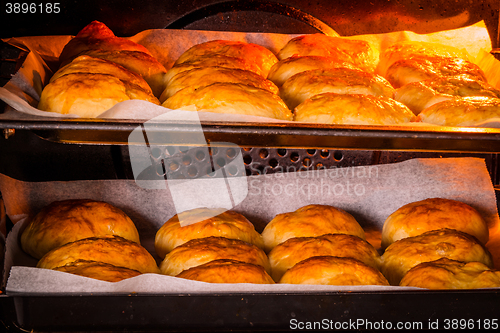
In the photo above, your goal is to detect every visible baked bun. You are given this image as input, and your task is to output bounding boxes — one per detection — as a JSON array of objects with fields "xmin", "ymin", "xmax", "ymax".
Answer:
[
  {"xmin": 176, "ymin": 259, "xmax": 275, "ymax": 284},
  {"xmin": 59, "ymin": 21, "xmax": 152, "ymax": 64},
  {"xmin": 51, "ymin": 55, "xmax": 153, "ymax": 95},
  {"xmin": 399, "ymin": 258, "xmax": 500, "ymax": 289},
  {"xmin": 162, "ymin": 82, "xmax": 292, "ymax": 121},
  {"xmin": 376, "ymin": 41, "xmax": 469, "ymax": 78},
  {"xmin": 294, "ymin": 93, "xmax": 415, "ymax": 125},
  {"xmin": 261, "ymin": 204, "xmax": 365, "ymax": 253},
  {"xmin": 381, "ymin": 198, "xmax": 489, "ymax": 250},
  {"xmin": 174, "ymin": 40, "xmax": 278, "ymax": 77},
  {"xmin": 277, "ymin": 34, "xmax": 377, "ymax": 73},
  {"xmin": 38, "ymin": 72, "xmax": 159, "ymax": 118},
  {"xmin": 268, "ymin": 234, "xmax": 381, "ymax": 281},
  {"xmin": 37, "ymin": 235, "xmax": 160, "ymax": 274},
  {"xmin": 72, "ymin": 49, "xmax": 167, "ymax": 98},
  {"xmin": 280, "ymin": 68, "xmax": 395, "ymax": 110},
  {"xmin": 52, "ymin": 259, "xmax": 142, "ymax": 282},
  {"xmin": 381, "ymin": 228, "xmax": 493, "ymax": 285},
  {"xmin": 394, "ymin": 75, "xmax": 500, "ymax": 115},
  {"xmin": 416, "ymin": 96, "xmax": 500, "ymax": 127},
  {"xmin": 385, "ymin": 55, "xmax": 487, "ymax": 89},
  {"xmin": 21, "ymin": 199, "xmax": 140, "ymax": 259},
  {"xmin": 279, "ymin": 256, "xmax": 389, "ymax": 286},
  {"xmin": 160, "ymin": 66, "xmax": 279, "ymax": 103},
  {"xmin": 160, "ymin": 236, "xmax": 271, "ymax": 276},
  {"xmin": 155, "ymin": 208, "xmax": 264, "ymax": 259},
  {"xmin": 267, "ymin": 55, "xmax": 359, "ymax": 87}
]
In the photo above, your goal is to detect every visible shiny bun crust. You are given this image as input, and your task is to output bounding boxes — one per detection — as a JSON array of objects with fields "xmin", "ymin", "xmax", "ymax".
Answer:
[
  {"xmin": 294, "ymin": 93, "xmax": 415, "ymax": 125},
  {"xmin": 174, "ymin": 40, "xmax": 278, "ymax": 78},
  {"xmin": 176, "ymin": 259, "xmax": 275, "ymax": 284},
  {"xmin": 279, "ymin": 256, "xmax": 389, "ymax": 286},
  {"xmin": 381, "ymin": 198, "xmax": 489, "ymax": 250},
  {"xmin": 399, "ymin": 258, "xmax": 500, "ymax": 289},
  {"xmin": 21, "ymin": 199, "xmax": 140, "ymax": 259},
  {"xmin": 280, "ymin": 67, "xmax": 395, "ymax": 110},
  {"xmin": 53, "ymin": 259, "xmax": 142, "ymax": 282},
  {"xmin": 155, "ymin": 208, "xmax": 265, "ymax": 259},
  {"xmin": 268, "ymin": 234, "xmax": 381, "ymax": 281},
  {"xmin": 381, "ymin": 228, "xmax": 493, "ymax": 285},
  {"xmin": 261, "ymin": 204, "xmax": 365, "ymax": 253},
  {"xmin": 160, "ymin": 236, "xmax": 271, "ymax": 276},
  {"xmin": 37, "ymin": 236, "xmax": 160, "ymax": 274},
  {"xmin": 162, "ymin": 82, "xmax": 292, "ymax": 121}
]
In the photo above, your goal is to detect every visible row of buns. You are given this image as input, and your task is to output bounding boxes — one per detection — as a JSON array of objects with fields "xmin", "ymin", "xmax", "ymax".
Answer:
[
  {"xmin": 36, "ymin": 21, "xmax": 500, "ymax": 126},
  {"xmin": 19, "ymin": 197, "xmax": 500, "ymax": 289}
]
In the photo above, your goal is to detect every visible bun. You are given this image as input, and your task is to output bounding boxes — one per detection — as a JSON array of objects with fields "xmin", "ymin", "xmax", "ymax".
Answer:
[
  {"xmin": 37, "ymin": 235, "xmax": 160, "ymax": 274},
  {"xmin": 161, "ymin": 66, "xmax": 279, "ymax": 103},
  {"xmin": 279, "ymin": 256, "xmax": 389, "ymax": 286},
  {"xmin": 162, "ymin": 82, "xmax": 292, "ymax": 121},
  {"xmin": 277, "ymin": 34, "xmax": 377, "ymax": 73},
  {"xmin": 261, "ymin": 204, "xmax": 365, "ymax": 253},
  {"xmin": 294, "ymin": 93, "xmax": 415, "ymax": 125},
  {"xmin": 176, "ymin": 259, "xmax": 275, "ymax": 284},
  {"xmin": 21, "ymin": 199, "xmax": 140, "ymax": 259},
  {"xmin": 394, "ymin": 75, "xmax": 500, "ymax": 115},
  {"xmin": 174, "ymin": 40, "xmax": 278, "ymax": 78},
  {"xmin": 154, "ymin": 208, "xmax": 265, "ymax": 259},
  {"xmin": 381, "ymin": 228, "xmax": 493, "ymax": 285},
  {"xmin": 416, "ymin": 96, "xmax": 500, "ymax": 126},
  {"xmin": 280, "ymin": 68, "xmax": 395, "ymax": 110},
  {"xmin": 160, "ymin": 236, "xmax": 271, "ymax": 276},
  {"xmin": 399, "ymin": 258, "xmax": 500, "ymax": 289},
  {"xmin": 53, "ymin": 259, "xmax": 142, "ymax": 282},
  {"xmin": 381, "ymin": 198, "xmax": 489, "ymax": 250},
  {"xmin": 267, "ymin": 55, "xmax": 359, "ymax": 87},
  {"xmin": 268, "ymin": 234, "xmax": 381, "ymax": 281}
]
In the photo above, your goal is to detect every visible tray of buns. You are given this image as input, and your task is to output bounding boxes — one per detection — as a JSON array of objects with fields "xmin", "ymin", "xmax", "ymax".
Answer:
[{"xmin": 1, "ymin": 21, "xmax": 500, "ymax": 152}]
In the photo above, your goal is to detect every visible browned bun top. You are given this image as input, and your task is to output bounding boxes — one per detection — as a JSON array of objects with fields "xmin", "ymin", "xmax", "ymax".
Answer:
[
  {"xmin": 279, "ymin": 256, "xmax": 389, "ymax": 286},
  {"xmin": 52, "ymin": 259, "xmax": 142, "ymax": 282},
  {"xmin": 21, "ymin": 199, "xmax": 140, "ymax": 259},
  {"xmin": 37, "ymin": 235, "xmax": 160, "ymax": 274},
  {"xmin": 160, "ymin": 236, "xmax": 271, "ymax": 276},
  {"xmin": 176, "ymin": 259, "xmax": 275, "ymax": 284}
]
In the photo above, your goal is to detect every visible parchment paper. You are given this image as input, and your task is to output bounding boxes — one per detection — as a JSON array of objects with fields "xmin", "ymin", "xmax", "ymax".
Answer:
[{"xmin": 2, "ymin": 157, "xmax": 499, "ymax": 294}]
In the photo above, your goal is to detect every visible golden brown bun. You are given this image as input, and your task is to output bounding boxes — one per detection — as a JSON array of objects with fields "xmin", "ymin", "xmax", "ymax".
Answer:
[
  {"xmin": 294, "ymin": 93, "xmax": 415, "ymax": 125},
  {"xmin": 37, "ymin": 235, "xmax": 160, "ymax": 274},
  {"xmin": 59, "ymin": 21, "xmax": 152, "ymax": 64},
  {"xmin": 381, "ymin": 198, "xmax": 489, "ymax": 250},
  {"xmin": 267, "ymin": 55, "xmax": 359, "ymax": 87},
  {"xmin": 381, "ymin": 228, "xmax": 493, "ymax": 285},
  {"xmin": 174, "ymin": 40, "xmax": 278, "ymax": 78},
  {"xmin": 394, "ymin": 75, "xmax": 500, "ymax": 115},
  {"xmin": 162, "ymin": 82, "xmax": 292, "ymax": 121},
  {"xmin": 279, "ymin": 256, "xmax": 389, "ymax": 286},
  {"xmin": 416, "ymin": 96, "xmax": 500, "ymax": 126},
  {"xmin": 52, "ymin": 259, "xmax": 142, "ymax": 282},
  {"xmin": 176, "ymin": 259, "xmax": 275, "ymax": 284},
  {"xmin": 280, "ymin": 68, "xmax": 395, "ymax": 110},
  {"xmin": 161, "ymin": 66, "xmax": 279, "ymax": 103},
  {"xmin": 160, "ymin": 236, "xmax": 271, "ymax": 276},
  {"xmin": 20, "ymin": 199, "xmax": 140, "ymax": 259},
  {"xmin": 268, "ymin": 234, "xmax": 381, "ymax": 282},
  {"xmin": 385, "ymin": 55, "xmax": 486, "ymax": 89},
  {"xmin": 277, "ymin": 34, "xmax": 377, "ymax": 73},
  {"xmin": 376, "ymin": 41, "xmax": 469, "ymax": 78},
  {"xmin": 51, "ymin": 55, "xmax": 153, "ymax": 94},
  {"xmin": 399, "ymin": 258, "xmax": 500, "ymax": 289},
  {"xmin": 155, "ymin": 208, "xmax": 264, "ymax": 259},
  {"xmin": 261, "ymin": 204, "xmax": 365, "ymax": 253},
  {"xmin": 72, "ymin": 49, "xmax": 167, "ymax": 98}
]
